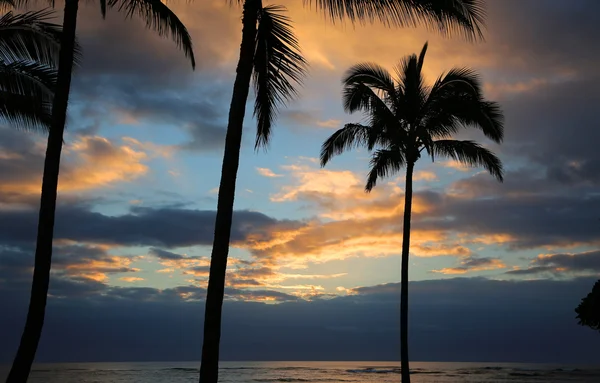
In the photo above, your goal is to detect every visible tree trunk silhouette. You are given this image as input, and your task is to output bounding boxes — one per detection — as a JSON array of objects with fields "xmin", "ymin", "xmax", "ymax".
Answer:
[
  {"xmin": 6, "ymin": 0, "xmax": 79, "ymax": 382},
  {"xmin": 199, "ymin": 1, "xmax": 259, "ymax": 382},
  {"xmin": 400, "ymin": 161, "xmax": 414, "ymax": 383}
]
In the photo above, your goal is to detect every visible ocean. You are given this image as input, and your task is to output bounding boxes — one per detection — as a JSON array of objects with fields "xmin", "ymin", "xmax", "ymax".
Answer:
[{"xmin": 1, "ymin": 361, "xmax": 599, "ymax": 382}]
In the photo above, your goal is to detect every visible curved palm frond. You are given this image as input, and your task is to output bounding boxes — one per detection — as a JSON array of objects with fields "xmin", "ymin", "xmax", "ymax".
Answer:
[
  {"xmin": 412, "ymin": 0, "xmax": 486, "ymax": 40},
  {"xmin": 365, "ymin": 148, "xmax": 405, "ymax": 191},
  {"xmin": 253, "ymin": 4, "xmax": 307, "ymax": 149},
  {"xmin": 432, "ymin": 139, "xmax": 503, "ymax": 181},
  {"xmin": 342, "ymin": 73, "xmax": 406, "ymax": 150},
  {"xmin": 343, "ymin": 62, "xmax": 397, "ymax": 101},
  {"xmin": 343, "ymin": 74, "xmax": 399, "ymax": 125},
  {"xmin": 429, "ymin": 67, "xmax": 482, "ymax": 98},
  {"xmin": 423, "ymin": 68, "xmax": 504, "ymax": 142},
  {"xmin": 0, "ymin": 91, "xmax": 52, "ymax": 132},
  {"xmin": 301, "ymin": 0, "xmax": 485, "ymax": 39},
  {"xmin": 0, "ymin": 9, "xmax": 62, "ymax": 66},
  {"xmin": 320, "ymin": 123, "xmax": 371, "ymax": 166},
  {"xmin": 109, "ymin": 0, "xmax": 196, "ymax": 69},
  {"xmin": 0, "ymin": 60, "xmax": 56, "ymax": 97}
]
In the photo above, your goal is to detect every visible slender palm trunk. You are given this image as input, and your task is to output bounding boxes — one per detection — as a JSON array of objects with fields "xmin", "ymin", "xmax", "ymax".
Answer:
[
  {"xmin": 199, "ymin": 1, "xmax": 259, "ymax": 382},
  {"xmin": 5, "ymin": 2, "xmax": 79, "ymax": 382},
  {"xmin": 400, "ymin": 161, "xmax": 414, "ymax": 383}
]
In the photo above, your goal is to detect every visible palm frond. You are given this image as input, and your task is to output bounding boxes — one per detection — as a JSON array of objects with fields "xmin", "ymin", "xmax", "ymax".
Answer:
[
  {"xmin": 343, "ymin": 62, "xmax": 397, "ymax": 101},
  {"xmin": 0, "ymin": 91, "xmax": 52, "ymax": 132},
  {"xmin": 365, "ymin": 148, "xmax": 405, "ymax": 191},
  {"xmin": 253, "ymin": 4, "xmax": 307, "ymax": 149},
  {"xmin": 302, "ymin": 0, "xmax": 485, "ymax": 39},
  {"xmin": 432, "ymin": 139, "xmax": 503, "ymax": 181},
  {"xmin": 0, "ymin": 9, "xmax": 62, "ymax": 66},
  {"xmin": 342, "ymin": 70, "xmax": 398, "ymax": 119},
  {"xmin": 109, "ymin": 0, "xmax": 196, "ymax": 69},
  {"xmin": 0, "ymin": 60, "xmax": 56, "ymax": 98},
  {"xmin": 100, "ymin": 0, "xmax": 107, "ymax": 18},
  {"xmin": 395, "ymin": 43, "xmax": 427, "ymax": 126},
  {"xmin": 320, "ymin": 123, "xmax": 372, "ymax": 166},
  {"xmin": 411, "ymin": 0, "xmax": 486, "ymax": 40},
  {"xmin": 341, "ymin": 75, "xmax": 406, "ymax": 150},
  {"xmin": 428, "ymin": 67, "xmax": 482, "ymax": 98},
  {"xmin": 423, "ymin": 68, "xmax": 504, "ymax": 142}
]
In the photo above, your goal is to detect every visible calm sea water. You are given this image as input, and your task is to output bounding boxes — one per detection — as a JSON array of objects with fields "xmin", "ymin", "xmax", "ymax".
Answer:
[{"xmin": 1, "ymin": 361, "xmax": 599, "ymax": 382}]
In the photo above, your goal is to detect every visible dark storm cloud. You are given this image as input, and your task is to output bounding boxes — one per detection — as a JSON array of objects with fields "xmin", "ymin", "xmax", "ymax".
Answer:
[
  {"xmin": 498, "ymin": 77, "xmax": 600, "ymax": 186},
  {"xmin": 0, "ymin": 204, "xmax": 304, "ymax": 249},
  {"xmin": 1, "ymin": 276, "xmax": 598, "ymax": 364},
  {"xmin": 149, "ymin": 248, "xmax": 186, "ymax": 260},
  {"xmin": 506, "ymin": 250, "xmax": 600, "ymax": 276},
  {"xmin": 484, "ymin": 0, "xmax": 600, "ymax": 77},
  {"xmin": 415, "ymin": 191, "xmax": 600, "ymax": 249}
]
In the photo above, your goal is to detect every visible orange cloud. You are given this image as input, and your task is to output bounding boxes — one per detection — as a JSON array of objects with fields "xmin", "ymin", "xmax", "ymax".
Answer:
[
  {"xmin": 413, "ymin": 170, "xmax": 438, "ymax": 182},
  {"xmin": 431, "ymin": 258, "xmax": 507, "ymax": 275},
  {"xmin": 120, "ymin": 276, "xmax": 145, "ymax": 282},
  {"xmin": 256, "ymin": 167, "xmax": 283, "ymax": 178},
  {"xmin": 316, "ymin": 119, "xmax": 342, "ymax": 128},
  {"xmin": 0, "ymin": 135, "xmax": 154, "ymax": 198}
]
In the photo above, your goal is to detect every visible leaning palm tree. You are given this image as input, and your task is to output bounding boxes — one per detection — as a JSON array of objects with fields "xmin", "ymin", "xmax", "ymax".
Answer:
[
  {"xmin": 201, "ymin": 1, "xmax": 488, "ymax": 382},
  {"xmin": 320, "ymin": 42, "xmax": 504, "ymax": 382},
  {"xmin": 0, "ymin": 9, "xmax": 62, "ymax": 131},
  {"xmin": 6, "ymin": 1, "xmax": 195, "ymax": 382}
]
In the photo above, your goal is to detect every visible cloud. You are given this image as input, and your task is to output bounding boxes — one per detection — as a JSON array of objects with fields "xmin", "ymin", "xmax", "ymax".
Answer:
[
  {"xmin": 431, "ymin": 256, "xmax": 507, "ymax": 275},
  {"xmin": 256, "ymin": 167, "xmax": 283, "ymax": 178},
  {"xmin": 120, "ymin": 277, "xmax": 144, "ymax": 282},
  {"xmin": 0, "ymin": 204, "xmax": 305, "ymax": 250},
  {"xmin": 1, "ymin": 276, "xmax": 598, "ymax": 364},
  {"xmin": 316, "ymin": 119, "xmax": 341, "ymax": 128},
  {"xmin": 507, "ymin": 250, "xmax": 600, "ymax": 276},
  {"xmin": 0, "ymin": 130, "xmax": 155, "ymax": 203},
  {"xmin": 413, "ymin": 171, "xmax": 438, "ymax": 182}
]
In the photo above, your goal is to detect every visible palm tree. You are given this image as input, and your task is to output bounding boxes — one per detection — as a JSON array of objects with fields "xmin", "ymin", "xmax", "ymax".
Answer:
[
  {"xmin": 6, "ymin": 1, "xmax": 195, "ymax": 382},
  {"xmin": 201, "ymin": 1, "xmax": 488, "ymax": 382},
  {"xmin": 0, "ymin": 9, "xmax": 62, "ymax": 131},
  {"xmin": 320, "ymin": 42, "xmax": 503, "ymax": 382},
  {"xmin": 575, "ymin": 279, "xmax": 600, "ymax": 332}
]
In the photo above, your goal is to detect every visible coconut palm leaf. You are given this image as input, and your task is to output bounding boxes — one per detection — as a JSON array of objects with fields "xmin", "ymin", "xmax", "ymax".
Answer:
[
  {"xmin": 0, "ymin": 91, "xmax": 52, "ymax": 131},
  {"xmin": 0, "ymin": 60, "xmax": 56, "ymax": 96},
  {"xmin": 431, "ymin": 139, "xmax": 503, "ymax": 180},
  {"xmin": 320, "ymin": 123, "xmax": 373, "ymax": 166},
  {"xmin": 422, "ymin": 68, "xmax": 504, "ymax": 142},
  {"xmin": 303, "ymin": 0, "xmax": 485, "ymax": 39},
  {"xmin": 0, "ymin": 9, "xmax": 62, "ymax": 66},
  {"xmin": 253, "ymin": 4, "xmax": 307, "ymax": 149},
  {"xmin": 107, "ymin": 0, "xmax": 195, "ymax": 68},
  {"xmin": 365, "ymin": 147, "xmax": 405, "ymax": 191}
]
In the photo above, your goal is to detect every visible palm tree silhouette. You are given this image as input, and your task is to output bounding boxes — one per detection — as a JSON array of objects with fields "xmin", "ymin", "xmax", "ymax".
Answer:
[
  {"xmin": 200, "ymin": 1, "xmax": 488, "ymax": 382},
  {"xmin": 575, "ymin": 279, "xmax": 600, "ymax": 332},
  {"xmin": 320, "ymin": 42, "xmax": 504, "ymax": 382},
  {"xmin": 0, "ymin": 9, "xmax": 62, "ymax": 130},
  {"xmin": 5, "ymin": 1, "xmax": 195, "ymax": 382}
]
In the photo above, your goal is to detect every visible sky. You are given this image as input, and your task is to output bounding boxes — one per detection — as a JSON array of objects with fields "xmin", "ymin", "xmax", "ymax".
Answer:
[{"xmin": 1, "ymin": 0, "xmax": 600, "ymax": 364}]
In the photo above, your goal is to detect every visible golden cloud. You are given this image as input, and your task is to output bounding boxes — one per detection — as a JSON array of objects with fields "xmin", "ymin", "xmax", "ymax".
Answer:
[
  {"xmin": 431, "ymin": 258, "xmax": 507, "ymax": 275},
  {"xmin": 256, "ymin": 167, "xmax": 283, "ymax": 178}
]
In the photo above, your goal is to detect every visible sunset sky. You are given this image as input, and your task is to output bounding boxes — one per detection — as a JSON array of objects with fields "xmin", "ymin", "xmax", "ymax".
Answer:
[{"xmin": 1, "ymin": 0, "xmax": 599, "ymax": 363}]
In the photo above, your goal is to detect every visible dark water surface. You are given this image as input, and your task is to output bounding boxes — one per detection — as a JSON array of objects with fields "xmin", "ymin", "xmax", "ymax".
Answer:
[{"xmin": 1, "ymin": 361, "xmax": 599, "ymax": 382}]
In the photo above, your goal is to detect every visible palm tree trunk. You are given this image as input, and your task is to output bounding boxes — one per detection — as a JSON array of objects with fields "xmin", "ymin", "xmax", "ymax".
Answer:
[
  {"xmin": 400, "ymin": 161, "xmax": 414, "ymax": 383},
  {"xmin": 5, "ymin": 1, "xmax": 79, "ymax": 382},
  {"xmin": 199, "ymin": 1, "xmax": 259, "ymax": 382}
]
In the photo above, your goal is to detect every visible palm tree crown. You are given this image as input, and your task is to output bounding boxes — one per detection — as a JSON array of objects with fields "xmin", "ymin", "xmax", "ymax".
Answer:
[
  {"xmin": 321, "ymin": 42, "xmax": 504, "ymax": 187},
  {"xmin": 241, "ymin": 0, "xmax": 490, "ymax": 149}
]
